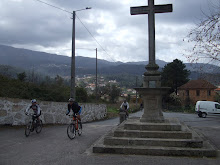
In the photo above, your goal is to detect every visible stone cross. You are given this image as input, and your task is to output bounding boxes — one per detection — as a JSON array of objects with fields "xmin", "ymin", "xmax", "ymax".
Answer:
[
  {"xmin": 130, "ymin": 0, "xmax": 172, "ymax": 66},
  {"xmin": 131, "ymin": 0, "xmax": 172, "ymax": 123}
]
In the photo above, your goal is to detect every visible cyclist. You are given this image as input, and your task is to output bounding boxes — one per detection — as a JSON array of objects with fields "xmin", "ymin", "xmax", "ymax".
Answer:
[
  {"xmin": 66, "ymin": 98, "xmax": 82, "ymax": 125},
  {"xmin": 25, "ymin": 99, "xmax": 41, "ymax": 122},
  {"xmin": 140, "ymin": 102, "xmax": 144, "ymax": 111},
  {"xmin": 120, "ymin": 99, "xmax": 129, "ymax": 117}
]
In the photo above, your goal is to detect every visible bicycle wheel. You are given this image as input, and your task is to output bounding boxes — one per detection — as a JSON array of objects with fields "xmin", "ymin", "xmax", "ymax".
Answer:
[
  {"xmin": 67, "ymin": 123, "xmax": 76, "ymax": 139},
  {"xmin": 36, "ymin": 120, "xmax": 43, "ymax": 134},
  {"xmin": 78, "ymin": 122, "xmax": 82, "ymax": 136},
  {"xmin": 25, "ymin": 122, "xmax": 32, "ymax": 137}
]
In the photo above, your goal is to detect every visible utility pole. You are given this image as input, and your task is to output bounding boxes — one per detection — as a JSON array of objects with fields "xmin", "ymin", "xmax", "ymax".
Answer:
[
  {"xmin": 70, "ymin": 11, "xmax": 76, "ymax": 99},
  {"xmin": 70, "ymin": 7, "xmax": 91, "ymax": 99},
  {"xmin": 96, "ymin": 48, "xmax": 98, "ymax": 102},
  {"xmin": 136, "ymin": 76, "xmax": 138, "ymax": 107}
]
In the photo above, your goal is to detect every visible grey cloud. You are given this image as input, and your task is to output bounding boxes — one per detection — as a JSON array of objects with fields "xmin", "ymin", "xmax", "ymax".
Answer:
[
  {"xmin": 0, "ymin": 1, "xmax": 72, "ymax": 46},
  {"xmin": 0, "ymin": 0, "xmax": 217, "ymax": 63},
  {"xmin": 0, "ymin": 0, "xmax": 104, "ymax": 47}
]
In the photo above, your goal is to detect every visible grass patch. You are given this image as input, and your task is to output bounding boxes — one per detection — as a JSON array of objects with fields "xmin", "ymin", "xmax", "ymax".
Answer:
[
  {"xmin": 106, "ymin": 103, "xmax": 120, "ymax": 119},
  {"xmin": 107, "ymin": 107, "xmax": 119, "ymax": 113}
]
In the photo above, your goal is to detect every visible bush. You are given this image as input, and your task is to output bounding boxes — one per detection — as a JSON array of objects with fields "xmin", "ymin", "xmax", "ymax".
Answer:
[
  {"xmin": 164, "ymin": 105, "xmax": 195, "ymax": 114},
  {"xmin": 0, "ymin": 74, "xmax": 88, "ymax": 103}
]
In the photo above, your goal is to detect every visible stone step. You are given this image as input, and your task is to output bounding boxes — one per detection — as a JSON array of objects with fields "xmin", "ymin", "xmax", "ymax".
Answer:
[
  {"xmin": 93, "ymin": 144, "xmax": 217, "ymax": 157},
  {"xmin": 104, "ymin": 137, "xmax": 203, "ymax": 148},
  {"xmin": 92, "ymin": 118, "xmax": 217, "ymax": 157},
  {"xmin": 114, "ymin": 130, "xmax": 192, "ymax": 139},
  {"xmin": 124, "ymin": 122, "xmax": 182, "ymax": 131}
]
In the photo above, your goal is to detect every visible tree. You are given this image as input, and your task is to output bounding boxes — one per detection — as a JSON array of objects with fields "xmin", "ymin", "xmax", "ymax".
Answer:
[
  {"xmin": 98, "ymin": 83, "xmax": 121, "ymax": 103},
  {"xmin": 55, "ymin": 75, "xmax": 64, "ymax": 86},
  {"xmin": 44, "ymin": 76, "xmax": 52, "ymax": 85},
  {"xmin": 99, "ymin": 83, "xmax": 111, "ymax": 96},
  {"xmin": 184, "ymin": 1, "xmax": 220, "ymax": 65},
  {"xmin": 109, "ymin": 84, "xmax": 121, "ymax": 103},
  {"xmin": 78, "ymin": 80, "xmax": 86, "ymax": 88},
  {"xmin": 17, "ymin": 72, "xmax": 27, "ymax": 81},
  {"xmin": 161, "ymin": 59, "xmax": 190, "ymax": 94},
  {"xmin": 76, "ymin": 87, "xmax": 88, "ymax": 103}
]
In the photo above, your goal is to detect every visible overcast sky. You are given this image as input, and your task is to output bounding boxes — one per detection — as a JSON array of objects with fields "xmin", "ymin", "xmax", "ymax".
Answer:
[{"xmin": 0, "ymin": 0, "xmax": 218, "ymax": 63}]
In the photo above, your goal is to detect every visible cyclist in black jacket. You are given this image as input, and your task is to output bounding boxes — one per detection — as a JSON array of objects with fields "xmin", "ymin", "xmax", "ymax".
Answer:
[{"xmin": 66, "ymin": 98, "xmax": 82, "ymax": 122}]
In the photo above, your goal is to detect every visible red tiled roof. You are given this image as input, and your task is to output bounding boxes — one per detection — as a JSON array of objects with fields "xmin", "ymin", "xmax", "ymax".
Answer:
[{"xmin": 178, "ymin": 80, "xmax": 217, "ymax": 89}]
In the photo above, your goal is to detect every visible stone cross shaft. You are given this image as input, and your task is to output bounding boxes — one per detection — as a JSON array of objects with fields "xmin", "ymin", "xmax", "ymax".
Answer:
[{"xmin": 130, "ymin": 0, "xmax": 172, "ymax": 65}]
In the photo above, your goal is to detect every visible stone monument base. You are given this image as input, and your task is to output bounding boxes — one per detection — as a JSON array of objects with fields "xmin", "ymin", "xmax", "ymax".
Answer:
[
  {"xmin": 93, "ymin": 117, "xmax": 217, "ymax": 157},
  {"xmin": 140, "ymin": 115, "xmax": 165, "ymax": 123}
]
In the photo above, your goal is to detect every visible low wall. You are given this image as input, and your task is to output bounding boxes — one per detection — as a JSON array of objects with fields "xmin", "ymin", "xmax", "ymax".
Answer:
[{"xmin": 0, "ymin": 98, "xmax": 107, "ymax": 125}]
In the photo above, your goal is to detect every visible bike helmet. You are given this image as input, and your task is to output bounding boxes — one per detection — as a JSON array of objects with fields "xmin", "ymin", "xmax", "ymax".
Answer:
[
  {"xmin": 68, "ymin": 98, "xmax": 74, "ymax": 102},
  {"xmin": 31, "ymin": 99, "xmax": 37, "ymax": 103}
]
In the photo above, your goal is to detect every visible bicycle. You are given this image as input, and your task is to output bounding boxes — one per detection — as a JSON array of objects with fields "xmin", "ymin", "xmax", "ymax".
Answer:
[
  {"xmin": 25, "ymin": 113, "xmax": 43, "ymax": 137},
  {"xmin": 67, "ymin": 113, "xmax": 82, "ymax": 139},
  {"xmin": 119, "ymin": 108, "xmax": 129, "ymax": 120}
]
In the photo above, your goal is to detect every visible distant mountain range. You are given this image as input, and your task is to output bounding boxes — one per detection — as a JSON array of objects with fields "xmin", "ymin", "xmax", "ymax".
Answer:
[{"xmin": 0, "ymin": 44, "xmax": 219, "ymax": 78}]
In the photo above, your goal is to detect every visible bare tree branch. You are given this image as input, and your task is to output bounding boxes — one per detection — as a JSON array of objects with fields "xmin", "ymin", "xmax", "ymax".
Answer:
[{"xmin": 184, "ymin": 1, "xmax": 220, "ymax": 65}]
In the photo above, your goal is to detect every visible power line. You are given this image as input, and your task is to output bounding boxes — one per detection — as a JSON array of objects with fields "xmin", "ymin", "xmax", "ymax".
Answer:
[
  {"xmin": 75, "ymin": 14, "xmax": 116, "ymax": 62},
  {"xmin": 33, "ymin": 0, "xmax": 116, "ymax": 62},
  {"xmin": 76, "ymin": 48, "xmax": 96, "ymax": 50},
  {"xmin": 34, "ymin": 0, "xmax": 72, "ymax": 14},
  {"xmin": 60, "ymin": 48, "xmax": 94, "ymax": 51}
]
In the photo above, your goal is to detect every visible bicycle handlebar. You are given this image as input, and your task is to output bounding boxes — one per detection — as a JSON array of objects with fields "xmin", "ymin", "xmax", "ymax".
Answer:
[
  {"xmin": 25, "ymin": 113, "xmax": 35, "ymax": 116},
  {"xmin": 68, "ymin": 113, "xmax": 79, "ymax": 117}
]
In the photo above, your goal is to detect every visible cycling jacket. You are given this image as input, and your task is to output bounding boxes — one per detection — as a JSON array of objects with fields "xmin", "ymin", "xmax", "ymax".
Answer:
[
  {"xmin": 66, "ymin": 102, "xmax": 81, "ymax": 115},
  {"xmin": 120, "ymin": 102, "xmax": 129, "ymax": 110},
  {"xmin": 26, "ymin": 104, "xmax": 41, "ymax": 116}
]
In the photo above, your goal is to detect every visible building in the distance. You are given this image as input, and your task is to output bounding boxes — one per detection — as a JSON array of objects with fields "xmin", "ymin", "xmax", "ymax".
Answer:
[
  {"xmin": 215, "ymin": 87, "xmax": 220, "ymax": 95},
  {"xmin": 178, "ymin": 79, "xmax": 217, "ymax": 106}
]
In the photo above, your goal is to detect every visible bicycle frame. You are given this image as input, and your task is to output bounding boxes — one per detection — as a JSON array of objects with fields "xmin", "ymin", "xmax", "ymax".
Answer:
[
  {"xmin": 70, "ymin": 114, "xmax": 79, "ymax": 130},
  {"xmin": 29, "ymin": 114, "xmax": 37, "ymax": 125},
  {"xmin": 67, "ymin": 113, "xmax": 82, "ymax": 139}
]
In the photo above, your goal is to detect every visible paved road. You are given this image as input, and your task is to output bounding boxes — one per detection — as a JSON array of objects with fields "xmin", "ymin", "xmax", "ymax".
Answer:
[
  {"xmin": 164, "ymin": 112, "xmax": 220, "ymax": 150},
  {"xmin": 0, "ymin": 111, "xmax": 220, "ymax": 165}
]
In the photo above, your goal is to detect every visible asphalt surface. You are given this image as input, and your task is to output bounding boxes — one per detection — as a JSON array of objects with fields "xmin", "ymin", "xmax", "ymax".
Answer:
[
  {"xmin": 0, "ymin": 111, "xmax": 220, "ymax": 165},
  {"xmin": 163, "ymin": 112, "xmax": 220, "ymax": 150}
]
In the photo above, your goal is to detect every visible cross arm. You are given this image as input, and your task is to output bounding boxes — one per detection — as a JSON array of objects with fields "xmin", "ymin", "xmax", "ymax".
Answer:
[{"xmin": 130, "ymin": 4, "xmax": 173, "ymax": 15}]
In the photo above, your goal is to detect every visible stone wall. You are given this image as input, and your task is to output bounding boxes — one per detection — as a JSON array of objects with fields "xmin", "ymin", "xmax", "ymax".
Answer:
[{"xmin": 0, "ymin": 98, "xmax": 107, "ymax": 125}]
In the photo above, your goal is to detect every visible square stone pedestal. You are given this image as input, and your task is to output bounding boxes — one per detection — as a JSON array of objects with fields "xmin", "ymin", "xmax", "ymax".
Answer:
[{"xmin": 135, "ymin": 87, "xmax": 169, "ymax": 123}]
